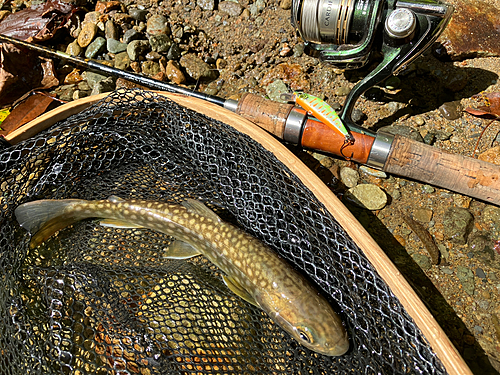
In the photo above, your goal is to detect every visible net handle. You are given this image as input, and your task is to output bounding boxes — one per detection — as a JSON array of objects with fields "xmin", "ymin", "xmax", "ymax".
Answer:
[{"xmin": 13, "ymin": 90, "xmax": 472, "ymax": 375}]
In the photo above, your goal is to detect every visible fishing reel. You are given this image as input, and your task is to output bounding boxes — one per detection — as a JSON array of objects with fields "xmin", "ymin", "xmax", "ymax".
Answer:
[{"xmin": 291, "ymin": 0, "xmax": 453, "ymax": 127}]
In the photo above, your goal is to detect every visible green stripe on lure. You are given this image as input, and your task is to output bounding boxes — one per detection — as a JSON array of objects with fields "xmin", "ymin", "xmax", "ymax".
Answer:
[
  {"xmin": 282, "ymin": 91, "xmax": 355, "ymax": 146},
  {"xmin": 15, "ymin": 197, "xmax": 349, "ymax": 356}
]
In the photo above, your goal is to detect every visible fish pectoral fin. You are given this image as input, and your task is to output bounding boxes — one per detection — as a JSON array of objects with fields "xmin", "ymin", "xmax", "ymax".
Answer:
[
  {"xmin": 222, "ymin": 275, "xmax": 259, "ymax": 307},
  {"xmin": 164, "ymin": 240, "xmax": 202, "ymax": 259},
  {"xmin": 182, "ymin": 199, "xmax": 221, "ymax": 222},
  {"xmin": 99, "ymin": 219, "xmax": 144, "ymax": 229}
]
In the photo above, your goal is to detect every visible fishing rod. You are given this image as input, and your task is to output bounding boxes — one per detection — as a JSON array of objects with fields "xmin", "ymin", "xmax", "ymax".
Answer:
[{"xmin": 1, "ymin": 0, "xmax": 500, "ymax": 205}]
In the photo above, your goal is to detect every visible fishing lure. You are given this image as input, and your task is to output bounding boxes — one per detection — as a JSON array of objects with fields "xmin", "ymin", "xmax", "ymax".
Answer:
[{"xmin": 281, "ymin": 92, "xmax": 355, "ymax": 158}]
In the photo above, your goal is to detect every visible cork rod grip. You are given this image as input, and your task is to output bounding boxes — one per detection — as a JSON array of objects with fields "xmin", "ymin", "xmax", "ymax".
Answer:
[
  {"xmin": 384, "ymin": 135, "xmax": 500, "ymax": 204},
  {"xmin": 235, "ymin": 93, "xmax": 293, "ymax": 138}
]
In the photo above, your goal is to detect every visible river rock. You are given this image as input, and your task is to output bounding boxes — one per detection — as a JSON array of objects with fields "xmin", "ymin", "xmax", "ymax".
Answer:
[
  {"xmin": 149, "ymin": 34, "xmax": 172, "ymax": 53},
  {"xmin": 129, "ymin": 8, "xmax": 148, "ymax": 22},
  {"xmin": 436, "ymin": 0, "xmax": 500, "ymax": 59},
  {"xmin": 91, "ymin": 76, "xmax": 115, "ymax": 96},
  {"xmin": 86, "ymin": 71, "xmax": 107, "ymax": 89},
  {"xmin": 107, "ymin": 38, "xmax": 128, "ymax": 54},
  {"xmin": 127, "ymin": 40, "xmax": 150, "ymax": 61},
  {"xmin": 197, "ymin": 0, "xmax": 215, "ymax": 10},
  {"xmin": 179, "ymin": 54, "xmax": 217, "ymax": 81},
  {"xmin": 265, "ymin": 80, "xmax": 288, "ymax": 103},
  {"xmin": 141, "ymin": 61, "xmax": 161, "ymax": 76},
  {"xmin": 166, "ymin": 43, "xmax": 182, "ymax": 60},
  {"xmin": 105, "ymin": 20, "xmax": 119, "ymax": 40},
  {"xmin": 456, "ymin": 266, "xmax": 475, "ymax": 295},
  {"xmin": 78, "ymin": 22, "xmax": 98, "ymax": 48},
  {"xmin": 340, "ymin": 167, "xmax": 359, "ymax": 188},
  {"xmin": 114, "ymin": 51, "xmax": 131, "ymax": 70},
  {"xmin": 443, "ymin": 207, "xmax": 473, "ymax": 244},
  {"xmin": 219, "ymin": 1, "xmax": 243, "ymax": 16},
  {"xmin": 123, "ymin": 29, "xmax": 143, "ymax": 44},
  {"xmin": 85, "ymin": 37, "xmax": 106, "ymax": 59},
  {"xmin": 66, "ymin": 40, "xmax": 82, "ymax": 56},
  {"xmin": 439, "ymin": 101, "xmax": 462, "ymax": 120},
  {"xmin": 345, "ymin": 184, "xmax": 387, "ymax": 210},
  {"xmin": 413, "ymin": 208, "xmax": 433, "ymax": 223},
  {"xmin": 147, "ymin": 14, "xmax": 170, "ymax": 35},
  {"xmin": 166, "ymin": 60, "xmax": 186, "ymax": 84},
  {"xmin": 378, "ymin": 125, "xmax": 424, "ymax": 142}
]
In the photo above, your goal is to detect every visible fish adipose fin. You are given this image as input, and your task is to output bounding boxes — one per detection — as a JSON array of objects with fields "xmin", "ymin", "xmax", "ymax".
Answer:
[
  {"xmin": 222, "ymin": 275, "xmax": 259, "ymax": 307},
  {"xmin": 164, "ymin": 240, "xmax": 202, "ymax": 259},
  {"xmin": 14, "ymin": 199, "xmax": 87, "ymax": 248},
  {"xmin": 182, "ymin": 199, "xmax": 221, "ymax": 222}
]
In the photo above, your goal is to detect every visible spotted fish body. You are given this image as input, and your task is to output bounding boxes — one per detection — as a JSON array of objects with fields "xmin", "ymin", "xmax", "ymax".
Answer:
[{"xmin": 15, "ymin": 197, "xmax": 349, "ymax": 356}]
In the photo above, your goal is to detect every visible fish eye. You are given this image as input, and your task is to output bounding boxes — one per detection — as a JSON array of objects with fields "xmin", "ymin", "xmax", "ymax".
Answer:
[{"xmin": 297, "ymin": 327, "xmax": 313, "ymax": 344}]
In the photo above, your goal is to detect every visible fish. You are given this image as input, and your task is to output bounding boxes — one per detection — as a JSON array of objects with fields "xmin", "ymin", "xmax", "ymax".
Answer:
[{"xmin": 15, "ymin": 196, "xmax": 349, "ymax": 356}]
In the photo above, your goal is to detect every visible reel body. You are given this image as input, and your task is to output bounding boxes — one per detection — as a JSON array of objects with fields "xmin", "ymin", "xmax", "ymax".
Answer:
[{"xmin": 291, "ymin": 0, "xmax": 453, "ymax": 125}]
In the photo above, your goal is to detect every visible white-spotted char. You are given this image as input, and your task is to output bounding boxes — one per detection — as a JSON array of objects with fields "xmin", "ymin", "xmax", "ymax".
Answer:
[{"xmin": 15, "ymin": 196, "xmax": 349, "ymax": 356}]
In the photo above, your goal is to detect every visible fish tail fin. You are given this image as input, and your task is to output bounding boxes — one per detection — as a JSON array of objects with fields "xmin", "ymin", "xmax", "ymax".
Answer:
[{"xmin": 15, "ymin": 199, "xmax": 88, "ymax": 248}]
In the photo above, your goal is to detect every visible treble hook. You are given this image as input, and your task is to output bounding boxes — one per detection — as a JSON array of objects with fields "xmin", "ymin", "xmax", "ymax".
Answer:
[{"xmin": 340, "ymin": 134, "xmax": 355, "ymax": 160}]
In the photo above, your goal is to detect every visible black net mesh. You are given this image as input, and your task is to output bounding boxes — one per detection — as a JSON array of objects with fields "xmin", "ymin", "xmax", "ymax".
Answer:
[{"xmin": 0, "ymin": 89, "xmax": 448, "ymax": 374}]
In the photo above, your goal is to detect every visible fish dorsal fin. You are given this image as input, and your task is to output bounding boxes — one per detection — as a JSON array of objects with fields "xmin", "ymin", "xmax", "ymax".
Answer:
[
  {"xmin": 222, "ymin": 275, "xmax": 259, "ymax": 307},
  {"xmin": 108, "ymin": 195, "xmax": 125, "ymax": 203},
  {"xmin": 164, "ymin": 240, "xmax": 202, "ymax": 259},
  {"xmin": 182, "ymin": 199, "xmax": 220, "ymax": 222},
  {"xmin": 100, "ymin": 219, "xmax": 144, "ymax": 229}
]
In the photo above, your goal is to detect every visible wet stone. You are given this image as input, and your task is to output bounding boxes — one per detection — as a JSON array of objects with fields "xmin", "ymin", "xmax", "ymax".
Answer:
[
  {"xmin": 167, "ymin": 43, "xmax": 182, "ymax": 60},
  {"xmin": 147, "ymin": 14, "xmax": 170, "ymax": 35},
  {"xmin": 197, "ymin": 0, "xmax": 215, "ymax": 11},
  {"xmin": 443, "ymin": 207, "xmax": 473, "ymax": 244},
  {"xmin": 127, "ymin": 40, "xmax": 150, "ymax": 61},
  {"xmin": 359, "ymin": 166, "xmax": 386, "ymax": 179},
  {"xmin": 340, "ymin": 167, "xmax": 359, "ymax": 188},
  {"xmin": 85, "ymin": 37, "xmax": 106, "ymax": 59},
  {"xmin": 129, "ymin": 8, "xmax": 148, "ymax": 22},
  {"xmin": 114, "ymin": 51, "xmax": 131, "ymax": 70},
  {"xmin": 78, "ymin": 22, "xmax": 98, "ymax": 48},
  {"xmin": 166, "ymin": 60, "xmax": 186, "ymax": 84},
  {"xmin": 219, "ymin": 1, "xmax": 243, "ymax": 16},
  {"xmin": 293, "ymin": 43, "xmax": 304, "ymax": 57},
  {"xmin": 345, "ymin": 184, "xmax": 387, "ymax": 210},
  {"xmin": 439, "ymin": 101, "xmax": 462, "ymax": 120},
  {"xmin": 123, "ymin": 29, "xmax": 143, "ymax": 44},
  {"xmin": 149, "ymin": 34, "xmax": 172, "ymax": 53},
  {"xmin": 385, "ymin": 76, "xmax": 401, "ymax": 89},
  {"xmin": 107, "ymin": 38, "xmax": 128, "ymax": 54},
  {"xmin": 179, "ymin": 54, "xmax": 217, "ymax": 81},
  {"xmin": 66, "ymin": 40, "xmax": 82, "ymax": 56}
]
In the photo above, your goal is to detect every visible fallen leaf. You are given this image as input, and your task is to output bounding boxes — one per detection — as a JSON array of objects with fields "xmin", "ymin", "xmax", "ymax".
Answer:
[
  {"xmin": 0, "ymin": 0, "xmax": 78, "ymax": 42},
  {"xmin": 0, "ymin": 44, "xmax": 59, "ymax": 107},
  {"xmin": 0, "ymin": 93, "xmax": 57, "ymax": 137},
  {"xmin": 465, "ymin": 92, "xmax": 500, "ymax": 119}
]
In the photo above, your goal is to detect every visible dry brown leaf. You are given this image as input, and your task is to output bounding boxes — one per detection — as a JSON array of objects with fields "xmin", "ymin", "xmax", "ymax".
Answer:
[{"xmin": 0, "ymin": 93, "xmax": 57, "ymax": 137}]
